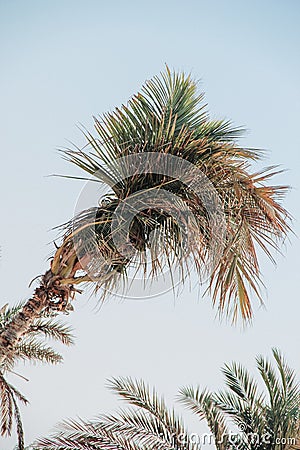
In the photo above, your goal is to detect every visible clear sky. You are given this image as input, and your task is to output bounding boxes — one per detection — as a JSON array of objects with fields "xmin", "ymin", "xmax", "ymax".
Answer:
[{"xmin": 0, "ymin": 0, "xmax": 300, "ymax": 448}]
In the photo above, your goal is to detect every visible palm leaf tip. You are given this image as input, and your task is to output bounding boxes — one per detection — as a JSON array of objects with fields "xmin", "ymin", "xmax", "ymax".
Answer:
[{"xmin": 59, "ymin": 67, "xmax": 291, "ymax": 322}]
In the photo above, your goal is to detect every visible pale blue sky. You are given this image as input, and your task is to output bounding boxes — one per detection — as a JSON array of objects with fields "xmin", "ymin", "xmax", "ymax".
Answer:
[{"xmin": 0, "ymin": 1, "xmax": 300, "ymax": 448}]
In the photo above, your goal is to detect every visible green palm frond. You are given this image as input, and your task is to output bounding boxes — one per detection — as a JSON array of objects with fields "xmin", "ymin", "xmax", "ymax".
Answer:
[
  {"xmin": 179, "ymin": 350, "xmax": 300, "ymax": 449},
  {"xmin": 59, "ymin": 67, "xmax": 290, "ymax": 321},
  {"xmin": 221, "ymin": 362, "xmax": 265, "ymax": 407},
  {"xmin": 0, "ymin": 302, "xmax": 27, "ymax": 332},
  {"xmin": 213, "ymin": 352, "xmax": 299, "ymax": 446},
  {"xmin": 107, "ymin": 377, "xmax": 196, "ymax": 449},
  {"xmin": 214, "ymin": 388, "xmax": 266, "ymax": 439},
  {"xmin": 255, "ymin": 349, "xmax": 300, "ymax": 444},
  {"xmin": 15, "ymin": 339, "xmax": 63, "ymax": 365},
  {"xmin": 28, "ymin": 319, "xmax": 74, "ymax": 346},
  {"xmin": 178, "ymin": 386, "xmax": 230, "ymax": 450}
]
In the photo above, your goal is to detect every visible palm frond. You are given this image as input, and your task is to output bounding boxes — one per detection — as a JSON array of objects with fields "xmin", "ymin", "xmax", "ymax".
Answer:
[
  {"xmin": 28, "ymin": 319, "xmax": 74, "ymax": 346},
  {"xmin": 11, "ymin": 394, "xmax": 25, "ymax": 450},
  {"xmin": 1, "ymin": 300, "xmax": 72, "ymax": 448},
  {"xmin": 256, "ymin": 349, "xmax": 300, "ymax": 444},
  {"xmin": 34, "ymin": 417, "xmax": 148, "ymax": 449},
  {"xmin": 107, "ymin": 377, "xmax": 196, "ymax": 449},
  {"xmin": 180, "ymin": 350, "xmax": 299, "ymax": 449},
  {"xmin": 15, "ymin": 339, "xmax": 63, "ymax": 365},
  {"xmin": 0, "ymin": 373, "xmax": 28, "ymax": 448},
  {"xmin": 35, "ymin": 377, "xmax": 200, "ymax": 450},
  {"xmin": 178, "ymin": 386, "xmax": 229, "ymax": 450},
  {"xmin": 221, "ymin": 362, "xmax": 264, "ymax": 407},
  {"xmin": 0, "ymin": 373, "xmax": 13, "ymax": 437},
  {"xmin": 0, "ymin": 302, "xmax": 25, "ymax": 332},
  {"xmin": 1, "ymin": 301, "xmax": 73, "ymax": 372},
  {"xmin": 99, "ymin": 408, "xmax": 184, "ymax": 450}
]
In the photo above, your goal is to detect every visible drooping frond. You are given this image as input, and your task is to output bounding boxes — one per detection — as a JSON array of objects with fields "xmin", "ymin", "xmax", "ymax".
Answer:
[
  {"xmin": 0, "ymin": 373, "xmax": 28, "ymax": 448},
  {"xmin": 11, "ymin": 393, "xmax": 26, "ymax": 450},
  {"xmin": 58, "ymin": 67, "xmax": 290, "ymax": 321}
]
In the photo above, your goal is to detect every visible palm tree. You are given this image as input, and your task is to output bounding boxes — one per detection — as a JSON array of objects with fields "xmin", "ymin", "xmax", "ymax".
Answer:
[
  {"xmin": 180, "ymin": 348, "xmax": 300, "ymax": 449},
  {"xmin": 0, "ymin": 67, "xmax": 290, "ymax": 365},
  {"xmin": 34, "ymin": 350, "xmax": 299, "ymax": 450},
  {"xmin": 0, "ymin": 302, "xmax": 74, "ymax": 449}
]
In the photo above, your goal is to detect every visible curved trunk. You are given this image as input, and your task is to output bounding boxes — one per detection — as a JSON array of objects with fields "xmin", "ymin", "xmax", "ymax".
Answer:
[
  {"xmin": 0, "ymin": 241, "xmax": 86, "ymax": 366},
  {"xmin": 0, "ymin": 205, "xmax": 126, "ymax": 367}
]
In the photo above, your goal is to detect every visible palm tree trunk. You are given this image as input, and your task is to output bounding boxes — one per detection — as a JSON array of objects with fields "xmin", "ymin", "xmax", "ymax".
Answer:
[
  {"xmin": 0, "ymin": 204, "xmax": 123, "ymax": 367},
  {"xmin": 0, "ymin": 239, "xmax": 86, "ymax": 366},
  {"xmin": 0, "ymin": 286, "xmax": 47, "ymax": 364},
  {"xmin": 0, "ymin": 270, "xmax": 66, "ymax": 364}
]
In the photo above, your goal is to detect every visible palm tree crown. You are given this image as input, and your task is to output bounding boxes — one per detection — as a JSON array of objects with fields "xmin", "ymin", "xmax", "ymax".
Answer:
[
  {"xmin": 0, "ymin": 68, "xmax": 291, "ymax": 370},
  {"xmin": 59, "ymin": 67, "xmax": 290, "ymax": 321}
]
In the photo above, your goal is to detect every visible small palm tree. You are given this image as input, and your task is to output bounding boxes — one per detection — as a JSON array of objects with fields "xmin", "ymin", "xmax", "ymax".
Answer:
[
  {"xmin": 35, "ymin": 350, "xmax": 299, "ymax": 450},
  {"xmin": 0, "ymin": 302, "xmax": 74, "ymax": 449},
  {"xmin": 0, "ymin": 68, "xmax": 291, "ymax": 365}
]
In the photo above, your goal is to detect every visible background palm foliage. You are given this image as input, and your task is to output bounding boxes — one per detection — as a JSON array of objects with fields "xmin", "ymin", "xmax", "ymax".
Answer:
[
  {"xmin": 35, "ymin": 376, "xmax": 201, "ymax": 450},
  {"xmin": 180, "ymin": 348, "xmax": 300, "ymax": 449},
  {"xmin": 35, "ymin": 350, "xmax": 300, "ymax": 450},
  {"xmin": 0, "ymin": 303, "xmax": 74, "ymax": 449},
  {"xmin": 60, "ymin": 66, "xmax": 290, "ymax": 321}
]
